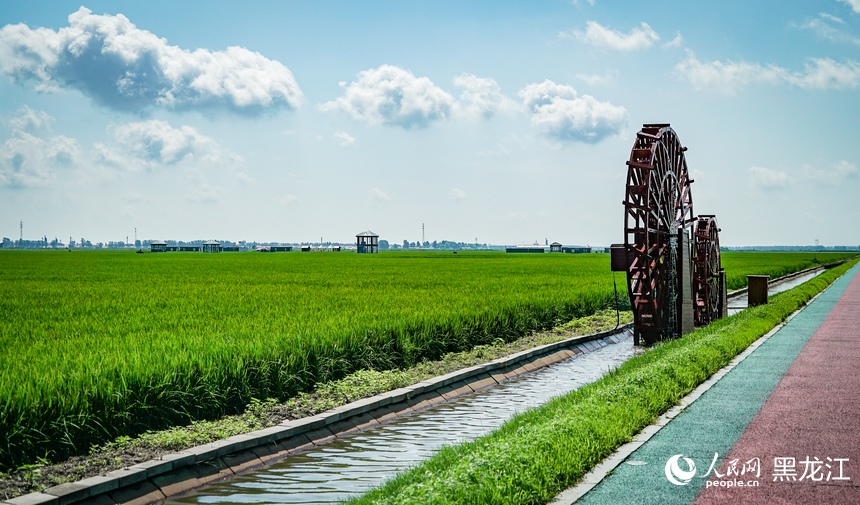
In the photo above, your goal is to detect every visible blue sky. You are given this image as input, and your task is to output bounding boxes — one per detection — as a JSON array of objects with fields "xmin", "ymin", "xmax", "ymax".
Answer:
[{"xmin": 1, "ymin": 1, "xmax": 859, "ymax": 247}]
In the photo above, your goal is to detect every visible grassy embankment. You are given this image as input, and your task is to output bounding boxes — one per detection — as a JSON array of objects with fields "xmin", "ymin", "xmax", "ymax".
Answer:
[
  {"xmin": 349, "ymin": 258, "xmax": 858, "ymax": 505},
  {"xmin": 0, "ymin": 250, "xmax": 851, "ymax": 473}
]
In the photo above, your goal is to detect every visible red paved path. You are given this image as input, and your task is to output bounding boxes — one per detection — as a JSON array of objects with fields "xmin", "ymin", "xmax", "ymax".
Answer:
[{"xmin": 695, "ymin": 270, "xmax": 860, "ymax": 504}]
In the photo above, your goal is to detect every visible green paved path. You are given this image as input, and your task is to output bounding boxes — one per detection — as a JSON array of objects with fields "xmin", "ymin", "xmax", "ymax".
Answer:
[{"xmin": 574, "ymin": 263, "xmax": 859, "ymax": 505}]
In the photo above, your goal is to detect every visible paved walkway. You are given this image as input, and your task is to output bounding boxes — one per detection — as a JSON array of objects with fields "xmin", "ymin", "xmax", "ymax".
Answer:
[{"xmin": 568, "ymin": 263, "xmax": 860, "ymax": 505}]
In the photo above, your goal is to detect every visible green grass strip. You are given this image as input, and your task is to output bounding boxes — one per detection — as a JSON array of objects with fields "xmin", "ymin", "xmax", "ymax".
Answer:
[{"xmin": 348, "ymin": 259, "xmax": 859, "ymax": 505}]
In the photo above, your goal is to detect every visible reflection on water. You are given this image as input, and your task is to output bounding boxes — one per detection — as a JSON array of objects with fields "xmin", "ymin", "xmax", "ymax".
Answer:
[{"xmin": 165, "ymin": 332, "xmax": 635, "ymax": 505}]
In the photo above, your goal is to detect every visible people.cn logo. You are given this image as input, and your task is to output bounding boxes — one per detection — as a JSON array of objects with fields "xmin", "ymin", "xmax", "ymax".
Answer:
[{"xmin": 665, "ymin": 454, "xmax": 697, "ymax": 486}]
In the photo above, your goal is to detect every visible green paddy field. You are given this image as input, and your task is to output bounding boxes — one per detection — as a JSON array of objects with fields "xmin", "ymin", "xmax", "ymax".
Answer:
[{"xmin": 0, "ymin": 249, "xmax": 853, "ymax": 470}]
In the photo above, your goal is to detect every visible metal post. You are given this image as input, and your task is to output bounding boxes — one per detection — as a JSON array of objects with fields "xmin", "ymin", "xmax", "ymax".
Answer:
[{"xmin": 748, "ymin": 275, "xmax": 769, "ymax": 307}]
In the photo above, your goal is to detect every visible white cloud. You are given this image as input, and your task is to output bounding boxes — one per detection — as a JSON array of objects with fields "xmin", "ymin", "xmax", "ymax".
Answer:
[
  {"xmin": 676, "ymin": 51, "xmax": 860, "ymax": 93},
  {"xmin": 371, "ymin": 187, "xmax": 391, "ymax": 201},
  {"xmin": 801, "ymin": 160, "xmax": 858, "ymax": 186},
  {"xmin": 7, "ymin": 106, "xmax": 54, "ymax": 131},
  {"xmin": 107, "ymin": 120, "xmax": 239, "ymax": 168},
  {"xmin": 452, "ymin": 73, "xmax": 519, "ymax": 119},
  {"xmin": 795, "ymin": 15, "xmax": 860, "ymax": 46},
  {"xmin": 518, "ymin": 80, "xmax": 627, "ymax": 143},
  {"xmin": 792, "ymin": 57, "xmax": 860, "ymax": 88},
  {"xmin": 820, "ymin": 13, "xmax": 846, "ymax": 24},
  {"xmin": 840, "ymin": 0, "xmax": 860, "ymax": 14},
  {"xmin": 575, "ymin": 70, "xmax": 618, "ymax": 87},
  {"xmin": 450, "ymin": 188, "xmax": 466, "ymax": 201},
  {"xmin": 0, "ymin": 7, "xmax": 302, "ymax": 114},
  {"xmin": 319, "ymin": 65, "xmax": 454, "ymax": 129},
  {"xmin": 749, "ymin": 166, "xmax": 790, "ymax": 189},
  {"xmin": 334, "ymin": 131, "xmax": 356, "ymax": 147},
  {"xmin": 664, "ymin": 32, "xmax": 684, "ymax": 49},
  {"xmin": 676, "ymin": 51, "xmax": 786, "ymax": 94},
  {"xmin": 1, "ymin": 110, "xmax": 82, "ymax": 187},
  {"xmin": 567, "ymin": 21, "xmax": 660, "ymax": 51}
]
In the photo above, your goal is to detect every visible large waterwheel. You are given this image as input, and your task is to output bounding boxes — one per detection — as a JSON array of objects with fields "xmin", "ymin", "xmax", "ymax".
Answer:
[{"xmin": 621, "ymin": 124, "xmax": 695, "ymax": 344}]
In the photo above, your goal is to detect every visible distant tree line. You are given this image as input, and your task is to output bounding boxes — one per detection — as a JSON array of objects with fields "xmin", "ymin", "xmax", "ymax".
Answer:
[{"xmin": 390, "ymin": 239, "xmax": 492, "ymax": 250}]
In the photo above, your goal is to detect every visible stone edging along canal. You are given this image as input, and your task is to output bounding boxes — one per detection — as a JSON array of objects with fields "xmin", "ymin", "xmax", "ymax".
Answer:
[{"xmin": 5, "ymin": 322, "xmax": 634, "ymax": 505}]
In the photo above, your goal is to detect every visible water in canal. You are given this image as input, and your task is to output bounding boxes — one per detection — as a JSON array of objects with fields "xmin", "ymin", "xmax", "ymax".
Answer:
[
  {"xmin": 165, "ymin": 331, "xmax": 637, "ymax": 505},
  {"xmin": 727, "ymin": 269, "xmax": 823, "ymax": 315}
]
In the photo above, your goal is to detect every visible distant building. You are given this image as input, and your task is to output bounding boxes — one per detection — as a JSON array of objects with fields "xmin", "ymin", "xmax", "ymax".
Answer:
[
  {"xmin": 562, "ymin": 246, "xmax": 591, "ymax": 254},
  {"xmin": 179, "ymin": 245, "xmax": 201, "ymax": 252},
  {"xmin": 270, "ymin": 246, "xmax": 292, "ymax": 252},
  {"xmin": 222, "ymin": 246, "xmax": 240, "ymax": 252},
  {"xmin": 301, "ymin": 245, "xmax": 311, "ymax": 252},
  {"xmin": 506, "ymin": 247, "xmax": 546, "ymax": 253},
  {"xmin": 356, "ymin": 231, "xmax": 379, "ymax": 254},
  {"xmin": 202, "ymin": 240, "xmax": 221, "ymax": 253},
  {"xmin": 550, "ymin": 242, "xmax": 563, "ymax": 253},
  {"xmin": 150, "ymin": 241, "xmax": 167, "ymax": 253}
]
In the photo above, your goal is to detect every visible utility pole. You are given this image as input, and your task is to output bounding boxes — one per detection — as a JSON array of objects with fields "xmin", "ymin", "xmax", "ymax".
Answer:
[
  {"xmin": 20, "ymin": 220, "xmax": 23, "ymax": 243},
  {"xmin": 422, "ymin": 223, "xmax": 425, "ymax": 244}
]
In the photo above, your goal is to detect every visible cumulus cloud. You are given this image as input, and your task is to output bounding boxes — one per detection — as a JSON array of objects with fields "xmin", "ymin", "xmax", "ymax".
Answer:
[
  {"xmin": 840, "ymin": 0, "xmax": 860, "ymax": 14},
  {"xmin": 319, "ymin": 65, "xmax": 454, "ymax": 129},
  {"xmin": 7, "ymin": 106, "xmax": 54, "ymax": 131},
  {"xmin": 101, "ymin": 119, "xmax": 239, "ymax": 168},
  {"xmin": 677, "ymin": 50, "xmax": 860, "ymax": 93},
  {"xmin": 566, "ymin": 21, "xmax": 660, "ymax": 51},
  {"xmin": 0, "ymin": 7, "xmax": 302, "ymax": 114},
  {"xmin": 518, "ymin": 80, "xmax": 627, "ymax": 143},
  {"xmin": 452, "ymin": 73, "xmax": 519, "ymax": 119},
  {"xmin": 450, "ymin": 188, "xmax": 467, "ymax": 201},
  {"xmin": 749, "ymin": 166, "xmax": 790, "ymax": 189},
  {"xmin": 1, "ymin": 108, "xmax": 82, "ymax": 187}
]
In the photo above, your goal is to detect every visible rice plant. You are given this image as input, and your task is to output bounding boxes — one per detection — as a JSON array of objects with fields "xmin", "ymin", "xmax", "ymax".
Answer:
[{"xmin": 0, "ymin": 249, "xmax": 851, "ymax": 469}]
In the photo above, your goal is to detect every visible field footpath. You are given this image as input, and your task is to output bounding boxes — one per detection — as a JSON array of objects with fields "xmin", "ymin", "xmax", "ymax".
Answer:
[
  {"xmin": 3, "ymin": 323, "xmax": 633, "ymax": 505},
  {"xmin": 556, "ymin": 261, "xmax": 860, "ymax": 504}
]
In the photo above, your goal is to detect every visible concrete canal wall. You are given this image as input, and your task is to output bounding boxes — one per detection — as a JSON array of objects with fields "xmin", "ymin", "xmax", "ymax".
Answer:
[{"xmin": 4, "ymin": 324, "xmax": 632, "ymax": 505}]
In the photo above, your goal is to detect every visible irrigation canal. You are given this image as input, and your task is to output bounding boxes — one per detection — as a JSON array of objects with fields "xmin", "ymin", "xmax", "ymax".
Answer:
[
  {"xmin": 726, "ymin": 268, "xmax": 823, "ymax": 316},
  {"xmin": 162, "ymin": 270, "xmax": 824, "ymax": 505}
]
